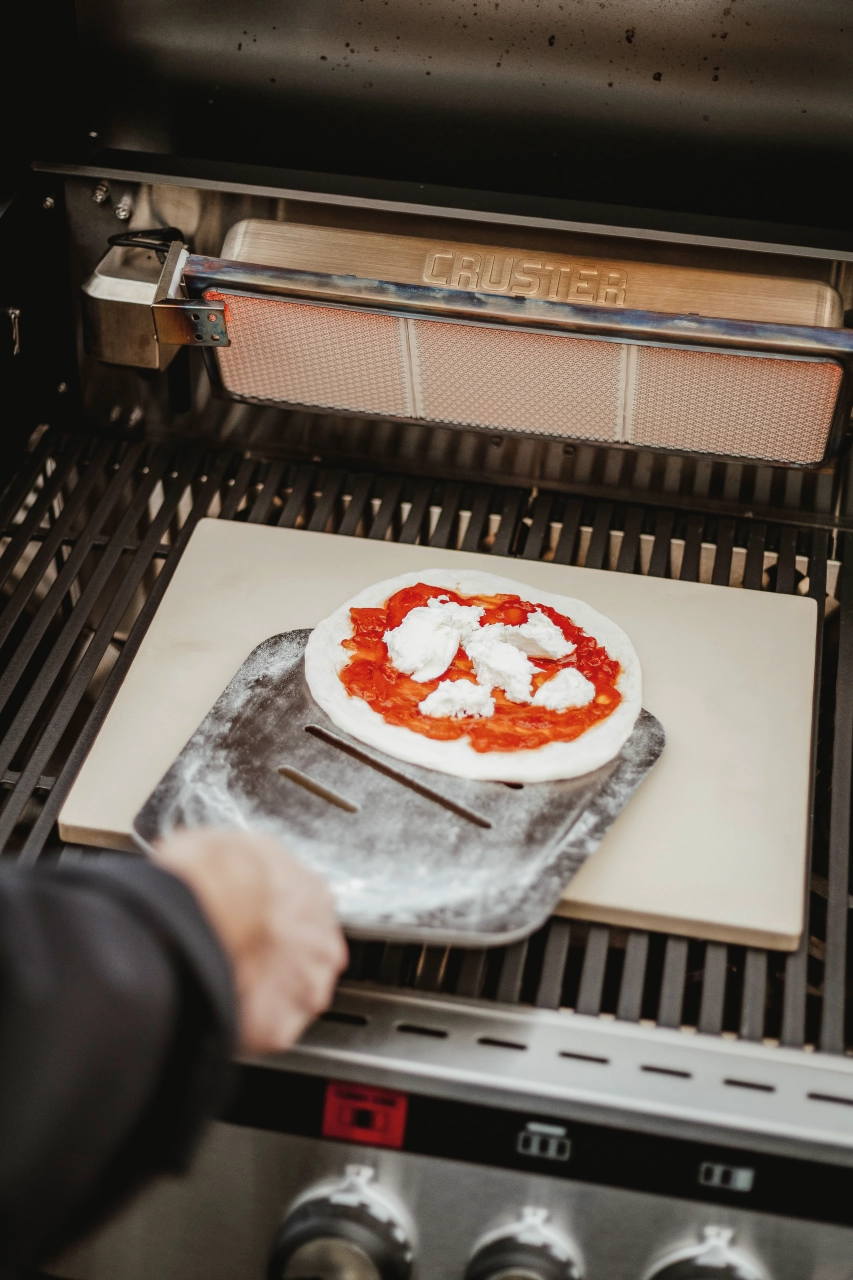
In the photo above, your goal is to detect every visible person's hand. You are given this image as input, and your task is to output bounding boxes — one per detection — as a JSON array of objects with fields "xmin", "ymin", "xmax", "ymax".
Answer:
[{"xmin": 152, "ymin": 827, "xmax": 348, "ymax": 1054}]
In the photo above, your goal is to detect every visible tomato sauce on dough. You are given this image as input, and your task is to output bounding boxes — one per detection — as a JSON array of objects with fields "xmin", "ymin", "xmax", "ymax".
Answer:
[{"xmin": 339, "ymin": 583, "xmax": 622, "ymax": 753}]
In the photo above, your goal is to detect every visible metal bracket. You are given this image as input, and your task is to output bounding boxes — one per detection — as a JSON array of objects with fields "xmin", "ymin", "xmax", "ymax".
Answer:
[
  {"xmin": 151, "ymin": 239, "xmax": 230, "ymax": 348},
  {"xmin": 152, "ymin": 298, "xmax": 230, "ymax": 347}
]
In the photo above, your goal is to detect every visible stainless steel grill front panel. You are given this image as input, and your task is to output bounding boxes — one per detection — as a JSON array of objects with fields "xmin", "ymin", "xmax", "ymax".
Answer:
[{"xmin": 55, "ymin": 1122, "xmax": 853, "ymax": 1280}]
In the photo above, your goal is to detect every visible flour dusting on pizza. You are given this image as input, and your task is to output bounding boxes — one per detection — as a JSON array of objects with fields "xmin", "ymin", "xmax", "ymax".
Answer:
[{"xmin": 304, "ymin": 569, "xmax": 642, "ymax": 782}]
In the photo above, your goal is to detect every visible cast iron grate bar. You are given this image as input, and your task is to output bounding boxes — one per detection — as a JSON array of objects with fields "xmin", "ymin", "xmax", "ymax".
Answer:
[
  {"xmin": 522, "ymin": 493, "xmax": 556, "ymax": 562},
  {"xmin": 491, "ymin": 491, "xmax": 526, "ymax": 558},
  {"xmin": 648, "ymin": 509, "xmax": 675, "ymax": 579},
  {"xmin": 219, "ymin": 457, "xmax": 257, "ymax": 521},
  {"xmin": 584, "ymin": 503, "xmax": 613, "ymax": 571},
  {"xmin": 553, "ymin": 498, "xmax": 583, "ymax": 565},
  {"xmin": 698, "ymin": 943, "xmax": 728, "ymax": 1035},
  {"xmin": 429, "ymin": 483, "xmax": 463, "ymax": 549},
  {"xmin": 0, "ymin": 433, "xmax": 849, "ymax": 1053},
  {"xmin": 461, "ymin": 487, "xmax": 492, "ymax": 553},
  {"xmin": 496, "ymin": 940, "xmax": 528, "ymax": 1004},
  {"xmin": 369, "ymin": 476, "xmax": 406, "ymax": 542},
  {"xmin": 337, "ymin": 473, "xmax": 375, "ymax": 538},
  {"xmin": 616, "ymin": 506, "xmax": 644, "ymax": 575},
  {"xmin": 680, "ymin": 514, "xmax": 705, "ymax": 582},
  {"xmin": 575, "ymin": 926, "xmax": 610, "ymax": 1016},
  {"xmin": 657, "ymin": 938, "xmax": 689, "ymax": 1029},
  {"xmin": 743, "ymin": 523, "xmax": 767, "ymax": 591},
  {"xmin": 457, "ymin": 949, "xmax": 487, "ymax": 999},
  {"xmin": 248, "ymin": 459, "xmax": 288, "ymax": 525},
  {"xmin": 711, "ymin": 518, "xmax": 736, "ymax": 587},
  {"xmin": 307, "ymin": 470, "xmax": 346, "ymax": 533},
  {"xmin": 617, "ymin": 933, "xmax": 650, "ymax": 1022},
  {"xmin": 399, "ymin": 479, "xmax": 433, "ymax": 545},
  {"xmin": 740, "ymin": 949, "xmax": 769, "ymax": 1042},
  {"xmin": 278, "ymin": 466, "xmax": 315, "ymax": 528},
  {"xmin": 535, "ymin": 919, "xmax": 571, "ymax": 1010}
]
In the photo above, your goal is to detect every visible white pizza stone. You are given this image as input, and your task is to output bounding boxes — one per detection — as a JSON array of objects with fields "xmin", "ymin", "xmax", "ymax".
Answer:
[{"xmin": 304, "ymin": 568, "xmax": 642, "ymax": 783}]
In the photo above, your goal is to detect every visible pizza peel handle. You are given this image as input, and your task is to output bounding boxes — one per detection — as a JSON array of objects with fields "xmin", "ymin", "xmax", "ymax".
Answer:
[{"xmin": 133, "ymin": 630, "xmax": 664, "ymax": 947}]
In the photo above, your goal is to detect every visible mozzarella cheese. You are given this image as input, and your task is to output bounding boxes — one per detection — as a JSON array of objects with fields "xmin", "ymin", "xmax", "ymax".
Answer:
[
  {"xmin": 384, "ymin": 597, "xmax": 484, "ymax": 682},
  {"xmin": 419, "ymin": 678, "xmax": 496, "ymax": 719},
  {"xmin": 532, "ymin": 667, "xmax": 596, "ymax": 710},
  {"xmin": 484, "ymin": 610, "xmax": 575, "ymax": 659},
  {"xmin": 464, "ymin": 632, "xmax": 536, "ymax": 703}
]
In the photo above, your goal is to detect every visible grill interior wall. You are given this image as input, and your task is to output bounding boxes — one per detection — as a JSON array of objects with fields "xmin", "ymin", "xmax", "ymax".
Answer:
[{"xmin": 1, "ymin": 426, "xmax": 851, "ymax": 1055}]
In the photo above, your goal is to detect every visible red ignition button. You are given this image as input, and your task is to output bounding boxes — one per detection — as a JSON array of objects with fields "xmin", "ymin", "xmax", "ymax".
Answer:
[{"xmin": 322, "ymin": 1081, "xmax": 409, "ymax": 1149}]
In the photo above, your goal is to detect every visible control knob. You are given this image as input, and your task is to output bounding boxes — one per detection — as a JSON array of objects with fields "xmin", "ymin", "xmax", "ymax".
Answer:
[
  {"xmin": 466, "ymin": 1207, "xmax": 582, "ymax": 1280},
  {"xmin": 642, "ymin": 1227, "xmax": 765, "ymax": 1280},
  {"xmin": 268, "ymin": 1165, "xmax": 413, "ymax": 1280}
]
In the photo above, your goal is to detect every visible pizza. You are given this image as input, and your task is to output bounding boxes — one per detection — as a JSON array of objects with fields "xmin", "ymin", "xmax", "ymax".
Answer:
[{"xmin": 304, "ymin": 569, "xmax": 642, "ymax": 783}]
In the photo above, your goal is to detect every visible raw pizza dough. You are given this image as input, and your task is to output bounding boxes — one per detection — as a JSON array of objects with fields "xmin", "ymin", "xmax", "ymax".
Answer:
[{"xmin": 304, "ymin": 568, "xmax": 642, "ymax": 782}]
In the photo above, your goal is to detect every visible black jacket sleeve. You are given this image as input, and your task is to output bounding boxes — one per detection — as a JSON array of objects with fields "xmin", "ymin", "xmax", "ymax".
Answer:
[{"xmin": 0, "ymin": 854, "xmax": 237, "ymax": 1277}]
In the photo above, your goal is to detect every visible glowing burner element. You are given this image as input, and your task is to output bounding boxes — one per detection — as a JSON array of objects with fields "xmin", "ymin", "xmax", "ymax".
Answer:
[{"xmin": 209, "ymin": 289, "xmax": 844, "ymax": 465}]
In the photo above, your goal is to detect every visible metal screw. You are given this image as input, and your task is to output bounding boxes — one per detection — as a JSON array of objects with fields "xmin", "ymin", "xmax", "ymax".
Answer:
[
  {"xmin": 562, "ymin": 443, "xmax": 575, "ymax": 456},
  {"xmin": 42, "ymin": 196, "xmax": 55, "ymax": 210},
  {"xmin": 92, "ymin": 181, "xmax": 110, "ymax": 205},
  {"xmin": 114, "ymin": 195, "xmax": 133, "ymax": 221},
  {"xmin": 89, "ymin": 130, "xmax": 99, "ymax": 139},
  {"xmin": 57, "ymin": 382, "xmax": 68, "ymax": 394}
]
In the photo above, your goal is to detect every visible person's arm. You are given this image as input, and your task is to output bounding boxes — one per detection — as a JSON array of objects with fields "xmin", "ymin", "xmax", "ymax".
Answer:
[{"xmin": 0, "ymin": 830, "xmax": 346, "ymax": 1275}]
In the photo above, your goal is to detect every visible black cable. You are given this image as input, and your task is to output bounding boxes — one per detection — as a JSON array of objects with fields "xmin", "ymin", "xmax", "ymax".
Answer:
[{"xmin": 106, "ymin": 227, "xmax": 186, "ymax": 262}]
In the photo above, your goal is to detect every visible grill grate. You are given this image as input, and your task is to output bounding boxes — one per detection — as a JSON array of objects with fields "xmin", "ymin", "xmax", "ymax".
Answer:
[{"xmin": 1, "ymin": 428, "xmax": 850, "ymax": 1053}]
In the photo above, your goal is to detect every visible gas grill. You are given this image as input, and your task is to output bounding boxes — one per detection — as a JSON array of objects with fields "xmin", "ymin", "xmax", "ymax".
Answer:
[{"xmin": 5, "ymin": 0, "xmax": 853, "ymax": 1275}]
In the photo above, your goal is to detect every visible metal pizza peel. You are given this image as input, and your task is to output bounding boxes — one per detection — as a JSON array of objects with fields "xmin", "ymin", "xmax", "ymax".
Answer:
[{"xmin": 133, "ymin": 630, "xmax": 664, "ymax": 946}]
